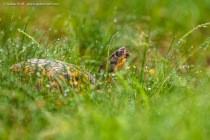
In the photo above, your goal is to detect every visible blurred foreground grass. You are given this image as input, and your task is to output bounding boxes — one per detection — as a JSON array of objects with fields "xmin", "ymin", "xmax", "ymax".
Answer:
[{"xmin": 0, "ymin": 0, "xmax": 210, "ymax": 139}]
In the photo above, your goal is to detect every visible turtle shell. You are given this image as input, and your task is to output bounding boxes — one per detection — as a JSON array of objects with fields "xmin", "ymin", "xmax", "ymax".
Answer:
[{"xmin": 10, "ymin": 59, "xmax": 96, "ymax": 93}]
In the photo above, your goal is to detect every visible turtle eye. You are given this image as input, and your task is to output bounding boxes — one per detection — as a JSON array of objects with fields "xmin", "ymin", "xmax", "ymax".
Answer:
[{"xmin": 115, "ymin": 51, "xmax": 124, "ymax": 57}]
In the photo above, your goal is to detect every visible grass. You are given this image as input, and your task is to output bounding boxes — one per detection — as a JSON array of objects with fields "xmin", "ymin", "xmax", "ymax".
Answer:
[{"xmin": 0, "ymin": 0, "xmax": 210, "ymax": 139}]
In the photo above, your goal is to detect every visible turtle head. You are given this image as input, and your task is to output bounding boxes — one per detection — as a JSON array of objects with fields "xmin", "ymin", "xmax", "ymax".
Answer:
[{"xmin": 99, "ymin": 47, "xmax": 131, "ymax": 73}]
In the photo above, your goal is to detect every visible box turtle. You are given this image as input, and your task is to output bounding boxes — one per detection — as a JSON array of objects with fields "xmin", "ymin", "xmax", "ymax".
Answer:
[{"xmin": 10, "ymin": 47, "xmax": 131, "ymax": 93}]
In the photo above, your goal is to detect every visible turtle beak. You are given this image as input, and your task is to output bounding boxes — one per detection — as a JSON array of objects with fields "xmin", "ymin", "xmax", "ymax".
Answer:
[{"xmin": 125, "ymin": 51, "xmax": 131, "ymax": 58}]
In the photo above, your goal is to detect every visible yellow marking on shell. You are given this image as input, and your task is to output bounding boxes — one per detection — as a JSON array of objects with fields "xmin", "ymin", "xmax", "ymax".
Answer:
[
  {"xmin": 24, "ymin": 66, "xmax": 30, "ymax": 74},
  {"xmin": 41, "ymin": 69, "xmax": 47, "ymax": 75},
  {"xmin": 10, "ymin": 66, "xmax": 15, "ymax": 73},
  {"xmin": 51, "ymin": 80, "xmax": 59, "ymax": 89}
]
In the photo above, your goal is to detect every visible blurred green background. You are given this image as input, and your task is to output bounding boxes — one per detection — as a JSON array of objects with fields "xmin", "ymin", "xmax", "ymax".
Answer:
[{"xmin": 0, "ymin": 0, "xmax": 210, "ymax": 139}]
